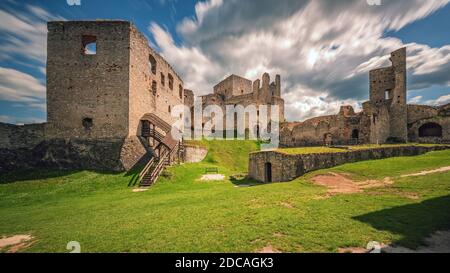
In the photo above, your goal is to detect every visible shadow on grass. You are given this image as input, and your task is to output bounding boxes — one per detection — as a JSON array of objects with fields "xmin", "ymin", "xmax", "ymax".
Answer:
[
  {"xmin": 0, "ymin": 168, "xmax": 119, "ymax": 185},
  {"xmin": 0, "ymin": 151, "xmax": 152, "ymax": 187},
  {"xmin": 229, "ymin": 173, "xmax": 267, "ymax": 187},
  {"xmin": 354, "ymin": 195, "xmax": 450, "ymax": 248}
]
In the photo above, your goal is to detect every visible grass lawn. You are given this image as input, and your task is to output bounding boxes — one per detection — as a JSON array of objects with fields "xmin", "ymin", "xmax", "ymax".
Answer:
[
  {"xmin": 1, "ymin": 140, "xmax": 449, "ymax": 253},
  {"xmin": 277, "ymin": 143, "xmax": 446, "ymax": 155}
]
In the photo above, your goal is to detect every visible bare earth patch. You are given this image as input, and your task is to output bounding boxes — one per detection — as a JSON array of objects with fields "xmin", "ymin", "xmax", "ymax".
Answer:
[
  {"xmin": 280, "ymin": 202, "xmax": 295, "ymax": 209},
  {"xmin": 257, "ymin": 244, "xmax": 282, "ymax": 253},
  {"xmin": 200, "ymin": 174, "xmax": 225, "ymax": 181},
  {"xmin": 311, "ymin": 172, "xmax": 393, "ymax": 195},
  {"xmin": 0, "ymin": 235, "xmax": 34, "ymax": 253},
  {"xmin": 132, "ymin": 188, "xmax": 148, "ymax": 192},
  {"xmin": 401, "ymin": 166, "xmax": 450, "ymax": 178},
  {"xmin": 338, "ymin": 247, "xmax": 369, "ymax": 254}
]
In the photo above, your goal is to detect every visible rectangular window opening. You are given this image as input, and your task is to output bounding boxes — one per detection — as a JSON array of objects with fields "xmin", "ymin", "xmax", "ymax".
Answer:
[{"xmin": 82, "ymin": 35, "xmax": 97, "ymax": 55}]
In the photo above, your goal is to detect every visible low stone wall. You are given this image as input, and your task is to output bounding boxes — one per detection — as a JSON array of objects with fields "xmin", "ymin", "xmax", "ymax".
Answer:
[
  {"xmin": 248, "ymin": 145, "xmax": 450, "ymax": 183},
  {"xmin": 183, "ymin": 144, "xmax": 208, "ymax": 163},
  {"xmin": 0, "ymin": 136, "xmax": 152, "ymax": 173},
  {"xmin": 0, "ymin": 122, "xmax": 46, "ymax": 149}
]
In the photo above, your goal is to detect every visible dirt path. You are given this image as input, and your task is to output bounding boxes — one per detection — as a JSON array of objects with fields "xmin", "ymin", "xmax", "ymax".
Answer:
[
  {"xmin": 0, "ymin": 235, "xmax": 34, "ymax": 253},
  {"xmin": 312, "ymin": 166, "xmax": 450, "ymax": 196},
  {"xmin": 401, "ymin": 166, "xmax": 450, "ymax": 178},
  {"xmin": 311, "ymin": 173, "xmax": 393, "ymax": 195}
]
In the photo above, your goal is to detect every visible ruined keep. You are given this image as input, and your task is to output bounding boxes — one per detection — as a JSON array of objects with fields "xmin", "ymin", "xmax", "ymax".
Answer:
[
  {"xmin": 280, "ymin": 48, "xmax": 450, "ymax": 147},
  {"xmin": 0, "ymin": 21, "xmax": 185, "ymax": 173},
  {"xmin": 199, "ymin": 73, "xmax": 285, "ymax": 137}
]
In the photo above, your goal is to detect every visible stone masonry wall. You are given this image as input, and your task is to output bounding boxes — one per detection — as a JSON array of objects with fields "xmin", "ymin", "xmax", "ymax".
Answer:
[
  {"xmin": 0, "ymin": 136, "xmax": 151, "ymax": 173},
  {"xmin": 0, "ymin": 123, "xmax": 46, "ymax": 149},
  {"xmin": 46, "ymin": 21, "xmax": 131, "ymax": 139},
  {"xmin": 249, "ymin": 145, "xmax": 450, "ymax": 183},
  {"xmin": 128, "ymin": 24, "xmax": 184, "ymax": 137},
  {"xmin": 183, "ymin": 144, "xmax": 208, "ymax": 163}
]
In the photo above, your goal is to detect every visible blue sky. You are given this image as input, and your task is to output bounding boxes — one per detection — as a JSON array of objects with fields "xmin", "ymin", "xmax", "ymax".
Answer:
[{"xmin": 0, "ymin": 0, "xmax": 449, "ymax": 123}]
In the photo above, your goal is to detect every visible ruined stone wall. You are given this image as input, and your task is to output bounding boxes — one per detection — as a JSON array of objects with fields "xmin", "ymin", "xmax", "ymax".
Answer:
[
  {"xmin": 249, "ymin": 145, "xmax": 450, "ymax": 183},
  {"xmin": 280, "ymin": 106, "xmax": 363, "ymax": 147},
  {"xmin": 128, "ymin": 24, "xmax": 184, "ymax": 137},
  {"xmin": 202, "ymin": 73, "xmax": 285, "ymax": 135},
  {"xmin": 388, "ymin": 48, "xmax": 408, "ymax": 142},
  {"xmin": 0, "ymin": 123, "xmax": 46, "ymax": 149},
  {"xmin": 407, "ymin": 105, "xmax": 439, "ymax": 124},
  {"xmin": 408, "ymin": 116, "xmax": 450, "ymax": 143},
  {"xmin": 183, "ymin": 144, "xmax": 208, "ymax": 163},
  {"xmin": 362, "ymin": 102, "xmax": 391, "ymax": 144},
  {"xmin": 46, "ymin": 21, "xmax": 131, "ymax": 139},
  {"xmin": 184, "ymin": 89, "xmax": 195, "ymax": 109},
  {"xmin": 214, "ymin": 75, "xmax": 252, "ymax": 99},
  {"xmin": 0, "ymin": 136, "xmax": 152, "ymax": 173},
  {"xmin": 368, "ymin": 48, "xmax": 407, "ymax": 142}
]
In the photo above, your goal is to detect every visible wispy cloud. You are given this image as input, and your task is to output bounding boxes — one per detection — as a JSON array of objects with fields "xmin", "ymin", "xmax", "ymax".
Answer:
[
  {"xmin": 151, "ymin": 0, "xmax": 450, "ymax": 121},
  {"xmin": 425, "ymin": 94, "xmax": 450, "ymax": 106},
  {"xmin": 0, "ymin": 66, "xmax": 46, "ymax": 105},
  {"xmin": 0, "ymin": 5, "xmax": 64, "ymax": 64},
  {"xmin": 0, "ymin": 4, "xmax": 64, "ymax": 122}
]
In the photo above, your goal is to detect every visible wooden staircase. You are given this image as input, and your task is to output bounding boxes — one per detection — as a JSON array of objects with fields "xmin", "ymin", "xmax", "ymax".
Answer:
[
  {"xmin": 138, "ymin": 142, "xmax": 179, "ymax": 187},
  {"xmin": 138, "ymin": 114, "xmax": 181, "ymax": 187}
]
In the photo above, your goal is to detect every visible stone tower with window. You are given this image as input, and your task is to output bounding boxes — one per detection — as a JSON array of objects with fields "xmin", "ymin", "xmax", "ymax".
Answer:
[
  {"xmin": 46, "ymin": 20, "xmax": 184, "ymax": 139},
  {"xmin": 45, "ymin": 21, "xmax": 184, "ymax": 170},
  {"xmin": 361, "ymin": 47, "xmax": 407, "ymax": 143}
]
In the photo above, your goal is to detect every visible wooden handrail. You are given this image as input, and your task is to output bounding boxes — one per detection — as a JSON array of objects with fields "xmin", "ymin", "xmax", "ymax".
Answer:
[
  {"xmin": 139, "ymin": 157, "xmax": 156, "ymax": 180},
  {"xmin": 139, "ymin": 142, "xmax": 180, "ymax": 186}
]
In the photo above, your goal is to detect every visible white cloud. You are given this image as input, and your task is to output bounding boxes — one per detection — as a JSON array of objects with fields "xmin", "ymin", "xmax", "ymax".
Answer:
[
  {"xmin": 151, "ymin": 0, "xmax": 450, "ymax": 121},
  {"xmin": 425, "ymin": 94, "xmax": 450, "ymax": 106},
  {"xmin": 0, "ymin": 67, "xmax": 46, "ymax": 106},
  {"xmin": 0, "ymin": 5, "xmax": 64, "ymax": 64},
  {"xmin": 408, "ymin": 96, "xmax": 423, "ymax": 104},
  {"xmin": 0, "ymin": 4, "xmax": 63, "ymax": 116}
]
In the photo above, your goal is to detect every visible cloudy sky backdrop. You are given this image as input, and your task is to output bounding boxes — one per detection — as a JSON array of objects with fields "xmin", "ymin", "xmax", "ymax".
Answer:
[{"xmin": 0, "ymin": 0, "xmax": 449, "ymax": 124}]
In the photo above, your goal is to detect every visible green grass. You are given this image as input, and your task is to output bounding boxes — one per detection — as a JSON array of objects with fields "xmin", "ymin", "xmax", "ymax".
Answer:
[
  {"xmin": 277, "ymin": 147, "xmax": 347, "ymax": 155},
  {"xmin": 0, "ymin": 141, "xmax": 450, "ymax": 253},
  {"xmin": 277, "ymin": 143, "xmax": 446, "ymax": 155}
]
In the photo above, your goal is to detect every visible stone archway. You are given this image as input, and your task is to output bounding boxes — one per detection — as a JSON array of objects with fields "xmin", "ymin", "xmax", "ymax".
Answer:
[{"xmin": 419, "ymin": 123, "xmax": 442, "ymax": 138}]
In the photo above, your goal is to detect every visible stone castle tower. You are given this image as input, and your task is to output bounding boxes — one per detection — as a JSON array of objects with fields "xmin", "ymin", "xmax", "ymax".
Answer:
[
  {"xmin": 44, "ymin": 20, "xmax": 185, "ymax": 170},
  {"xmin": 46, "ymin": 21, "xmax": 184, "ymax": 141},
  {"xmin": 363, "ymin": 47, "xmax": 407, "ymax": 143}
]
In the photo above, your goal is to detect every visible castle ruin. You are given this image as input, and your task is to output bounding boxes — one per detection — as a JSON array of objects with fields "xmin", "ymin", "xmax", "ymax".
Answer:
[
  {"xmin": 0, "ymin": 21, "xmax": 449, "ymax": 179},
  {"xmin": 280, "ymin": 48, "xmax": 450, "ymax": 147}
]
